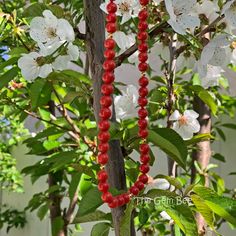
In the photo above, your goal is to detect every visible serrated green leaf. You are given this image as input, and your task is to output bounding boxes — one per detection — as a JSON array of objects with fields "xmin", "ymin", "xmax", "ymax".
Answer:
[
  {"xmin": 120, "ymin": 203, "xmax": 134, "ymax": 236},
  {"xmin": 37, "ymin": 203, "xmax": 49, "ymax": 221},
  {"xmin": 0, "ymin": 67, "xmax": 19, "ymax": 89},
  {"xmin": 91, "ymin": 222, "xmax": 110, "ymax": 236},
  {"xmin": 185, "ymin": 133, "xmax": 213, "ymax": 146},
  {"xmin": 69, "ymin": 172, "xmax": 81, "ymax": 201},
  {"xmin": 73, "ymin": 211, "xmax": 111, "ymax": 224}
]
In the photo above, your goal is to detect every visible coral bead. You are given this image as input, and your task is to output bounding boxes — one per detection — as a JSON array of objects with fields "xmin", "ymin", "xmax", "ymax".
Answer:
[
  {"xmin": 138, "ymin": 108, "xmax": 148, "ymax": 119},
  {"xmin": 106, "ymin": 13, "xmax": 117, "ymax": 23},
  {"xmin": 139, "ymin": 174, "xmax": 149, "ymax": 184},
  {"xmin": 98, "ymin": 182, "xmax": 109, "ymax": 192},
  {"xmin": 140, "ymin": 164, "xmax": 150, "ymax": 173},
  {"xmin": 99, "ymin": 107, "xmax": 111, "ymax": 119},
  {"xmin": 98, "ymin": 120, "xmax": 110, "ymax": 131},
  {"xmin": 98, "ymin": 153, "xmax": 109, "ymax": 165},
  {"xmin": 101, "ymin": 84, "xmax": 114, "ymax": 95},
  {"xmin": 102, "ymin": 72, "xmax": 115, "ymax": 83},
  {"xmin": 138, "ymin": 32, "xmax": 148, "ymax": 41},
  {"xmin": 106, "ymin": 2, "xmax": 117, "ymax": 13},
  {"xmin": 135, "ymin": 181, "xmax": 145, "ymax": 190},
  {"xmin": 98, "ymin": 132, "xmax": 110, "ymax": 142},
  {"xmin": 140, "ymin": 154, "xmax": 150, "ymax": 164},
  {"xmin": 139, "ymin": 87, "xmax": 148, "ymax": 97},
  {"xmin": 130, "ymin": 186, "xmax": 139, "ymax": 196},
  {"xmin": 106, "ymin": 23, "xmax": 117, "ymax": 33},
  {"xmin": 139, "ymin": 0, "xmax": 149, "ymax": 6},
  {"xmin": 138, "ymin": 43, "xmax": 148, "ymax": 52},
  {"xmin": 138, "ymin": 53, "xmax": 148, "ymax": 63},
  {"xmin": 138, "ymin": 97, "xmax": 148, "ymax": 107},
  {"xmin": 139, "ymin": 62, "xmax": 148, "ymax": 72},
  {"xmin": 117, "ymin": 195, "xmax": 125, "ymax": 206},
  {"xmin": 104, "ymin": 38, "xmax": 116, "ymax": 49},
  {"xmin": 139, "ymin": 76, "xmax": 149, "ymax": 87},
  {"xmin": 109, "ymin": 198, "xmax": 119, "ymax": 208},
  {"xmin": 138, "ymin": 10, "xmax": 149, "ymax": 21},
  {"xmin": 100, "ymin": 96, "xmax": 112, "ymax": 107},
  {"xmin": 123, "ymin": 194, "xmax": 130, "ymax": 203},
  {"xmin": 139, "ymin": 144, "xmax": 149, "ymax": 154},
  {"xmin": 103, "ymin": 60, "xmax": 116, "ymax": 71},
  {"xmin": 138, "ymin": 119, "xmax": 148, "ymax": 129},
  {"xmin": 104, "ymin": 50, "xmax": 116, "ymax": 60},
  {"xmin": 98, "ymin": 143, "xmax": 109, "ymax": 153},
  {"xmin": 138, "ymin": 129, "xmax": 149, "ymax": 138},
  {"xmin": 97, "ymin": 170, "xmax": 108, "ymax": 182},
  {"xmin": 138, "ymin": 21, "xmax": 148, "ymax": 31},
  {"xmin": 102, "ymin": 192, "xmax": 113, "ymax": 203}
]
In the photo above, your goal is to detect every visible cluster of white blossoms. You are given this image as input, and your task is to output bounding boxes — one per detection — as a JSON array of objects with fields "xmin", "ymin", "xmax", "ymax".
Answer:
[{"xmin": 18, "ymin": 10, "xmax": 79, "ymax": 81}]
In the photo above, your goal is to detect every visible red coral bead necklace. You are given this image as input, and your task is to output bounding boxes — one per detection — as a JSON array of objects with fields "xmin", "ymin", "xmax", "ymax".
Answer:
[{"xmin": 97, "ymin": 0, "xmax": 150, "ymax": 208}]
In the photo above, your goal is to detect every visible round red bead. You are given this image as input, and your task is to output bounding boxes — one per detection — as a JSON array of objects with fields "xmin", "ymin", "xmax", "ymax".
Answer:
[
  {"xmin": 109, "ymin": 198, "xmax": 119, "ymax": 208},
  {"xmin": 98, "ymin": 153, "xmax": 109, "ymax": 165},
  {"xmin": 138, "ymin": 97, "xmax": 148, "ymax": 107},
  {"xmin": 139, "ymin": 143, "xmax": 149, "ymax": 154},
  {"xmin": 102, "ymin": 192, "xmax": 113, "ymax": 203},
  {"xmin": 138, "ymin": 119, "xmax": 148, "ymax": 129},
  {"xmin": 100, "ymin": 96, "xmax": 112, "ymax": 107},
  {"xmin": 102, "ymin": 72, "xmax": 115, "ymax": 83},
  {"xmin": 101, "ymin": 84, "xmax": 114, "ymax": 95},
  {"xmin": 139, "ymin": 87, "xmax": 148, "ymax": 97},
  {"xmin": 130, "ymin": 186, "xmax": 139, "ymax": 196},
  {"xmin": 140, "ymin": 154, "xmax": 150, "ymax": 164},
  {"xmin": 106, "ymin": 13, "xmax": 117, "ymax": 23},
  {"xmin": 135, "ymin": 181, "xmax": 145, "ymax": 190},
  {"xmin": 117, "ymin": 195, "xmax": 125, "ymax": 206},
  {"xmin": 99, "ymin": 107, "xmax": 111, "ymax": 119},
  {"xmin": 103, "ymin": 60, "xmax": 116, "ymax": 71},
  {"xmin": 139, "ymin": 63, "xmax": 148, "ymax": 72},
  {"xmin": 138, "ymin": 108, "xmax": 148, "ymax": 119},
  {"xmin": 123, "ymin": 194, "xmax": 130, "ymax": 204},
  {"xmin": 104, "ymin": 50, "xmax": 116, "ymax": 60},
  {"xmin": 98, "ymin": 182, "xmax": 109, "ymax": 192},
  {"xmin": 106, "ymin": 23, "xmax": 116, "ymax": 33},
  {"xmin": 139, "ymin": 174, "xmax": 149, "ymax": 184},
  {"xmin": 138, "ymin": 43, "xmax": 148, "ymax": 52},
  {"xmin": 98, "ymin": 170, "xmax": 108, "ymax": 182},
  {"xmin": 139, "ymin": 0, "xmax": 149, "ymax": 6},
  {"xmin": 138, "ymin": 21, "xmax": 148, "ymax": 31},
  {"xmin": 138, "ymin": 52, "xmax": 148, "ymax": 63},
  {"xmin": 138, "ymin": 10, "xmax": 149, "ymax": 21},
  {"xmin": 98, "ymin": 120, "xmax": 110, "ymax": 131},
  {"xmin": 106, "ymin": 2, "xmax": 117, "ymax": 13},
  {"xmin": 98, "ymin": 132, "xmax": 110, "ymax": 142},
  {"xmin": 139, "ymin": 129, "xmax": 149, "ymax": 138},
  {"xmin": 139, "ymin": 76, "xmax": 149, "ymax": 87},
  {"xmin": 138, "ymin": 31, "xmax": 148, "ymax": 41},
  {"xmin": 98, "ymin": 143, "xmax": 109, "ymax": 153},
  {"xmin": 104, "ymin": 38, "xmax": 116, "ymax": 49},
  {"xmin": 140, "ymin": 164, "xmax": 150, "ymax": 173}
]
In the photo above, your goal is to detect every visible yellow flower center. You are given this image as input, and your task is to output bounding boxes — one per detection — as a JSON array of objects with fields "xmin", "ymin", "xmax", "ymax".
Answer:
[
  {"xmin": 46, "ymin": 27, "xmax": 57, "ymax": 38},
  {"xmin": 178, "ymin": 115, "xmax": 188, "ymax": 126}
]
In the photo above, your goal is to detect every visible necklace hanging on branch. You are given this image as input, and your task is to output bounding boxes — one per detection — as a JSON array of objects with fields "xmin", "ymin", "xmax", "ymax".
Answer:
[{"xmin": 97, "ymin": 0, "xmax": 150, "ymax": 208}]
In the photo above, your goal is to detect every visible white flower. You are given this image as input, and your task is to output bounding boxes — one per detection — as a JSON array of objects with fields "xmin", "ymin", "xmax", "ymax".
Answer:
[
  {"xmin": 169, "ymin": 110, "xmax": 200, "ymax": 140},
  {"xmin": 222, "ymin": 0, "xmax": 236, "ymax": 29},
  {"xmin": 100, "ymin": 0, "xmax": 141, "ymax": 24},
  {"xmin": 164, "ymin": 0, "xmax": 200, "ymax": 35},
  {"xmin": 18, "ymin": 52, "xmax": 52, "ymax": 81},
  {"xmin": 196, "ymin": 62, "xmax": 223, "ymax": 88},
  {"xmin": 30, "ymin": 10, "xmax": 75, "ymax": 46},
  {"xmin": 114, "ymin": 85, "xmax": 138, "ymax": 120},
  {"xmin": 160, "ymin": 211, "xmax": 172, "ymax": 220},
  {"xmin": 196, "ymin": 0, "xmax": 219, "ymax": 22},
  {"xmin": 67, "ymin": 43, "xmax": 80, "ymax": 61},
  {"xmin": 176, "ymin": 54, "xmax": 195, "ymax": 71},
  {"xmin": 52, "ymin": 55, "xmax": 71, "ymax": 71},
  {"xmin": 113, "ymin": 31, "xmax": 136, "ymax": 51},
  {"xmin": 200, "ymin": 35, "xmax": 232, "ymax": 67}
]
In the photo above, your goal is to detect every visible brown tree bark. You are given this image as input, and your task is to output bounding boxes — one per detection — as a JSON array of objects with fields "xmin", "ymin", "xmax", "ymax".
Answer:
[
  {"xmin": 83, "ymin": 1, "xmax": 133, "ymax": 235},
  {"xmin": 192, "ymin": 97, "xmax": 212, "ymax": 236}
]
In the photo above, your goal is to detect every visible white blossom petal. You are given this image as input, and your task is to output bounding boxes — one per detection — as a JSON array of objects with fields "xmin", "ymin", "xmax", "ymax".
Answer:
[
  {"xmin": 39, "ymin": 64, "xmax": 53, "ymax": 78},
  {"xmin": 169, "ymin": 110, "xmax": 181, "ymax": 121},
  {"xmin": 52, "ymin": 55, "xmax": 71, "ymax": 71}
]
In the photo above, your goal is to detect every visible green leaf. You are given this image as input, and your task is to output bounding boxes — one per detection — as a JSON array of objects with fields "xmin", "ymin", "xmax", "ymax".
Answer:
[
  {"xmin": 43, "ymin": 140, "xmax": 61, "ymax": 151},
  {"xmin": 78, "ymin": 187, "xmax": 103, "ymax": 217},
  {"xmin": 212, "ymin": 153, "xmax": 226, "ymax": 163},
  {"xmin": 190, "ymin": 85, "xmax": 217, "ymax": 116},
  {"xmin": 185, "ymin": 133, "xmax": 213, "ymax": 146},
  {"xmin": 191, "ymin": 194, "xmax": 215, "ymax": 229},
  {"xmin": 221, "ymin": 123, "xmax": 236, "ymax": 130},
  {"xmin": 29, "ymin": 79, "xmax": 52, "ymax": 110},
  {"xmin": 69, "ymin": 172, "xmax": 81, "ymax": 201},
  {"xmin": 91, "ymin": 222, "xmax": 110, "ymax": 236},
  {"xmin": 215, "ymin": 127, "xmax": 226, "ymax": 141},
  {"xmin": 154, "ymin": 174, "xmax": 182, "ymax": 190},
  {"xmin": 120, "ymin": 203, "xmax": 134, "ymax": 236},
  {"xmin": 73, "ymin": 211, "xmax": 111, "ymax": 224},
  {"xmin": 148, "ymin": 128, "xmax": 187, "ymax": 169},
  {"xmin": 37, "ymin": 203, "xmax": 49, "ymax": 221},
  {"xmin": 0, "ymin": 57, "xmax": 19, "ymax": 71},
  {"xmin": 0, "ymin": 67, "xmax": 19, "ymax": 89},
  {"xmin": 193, "ymin": 186, "xmax": 236, "ymax": 226},
  {"xmin": 52, "ymin": 216, "xmax": 64, "ymax": 236},
  {"xmin": 139, "ymin": 208, "xmax": 149, "ymax": 225}
]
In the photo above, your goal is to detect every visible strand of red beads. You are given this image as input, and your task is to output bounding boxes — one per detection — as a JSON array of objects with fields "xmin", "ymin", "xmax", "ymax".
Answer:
[{"xmin": 97, "ymin": 0, "xmax": 150, "ymax": 208}]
